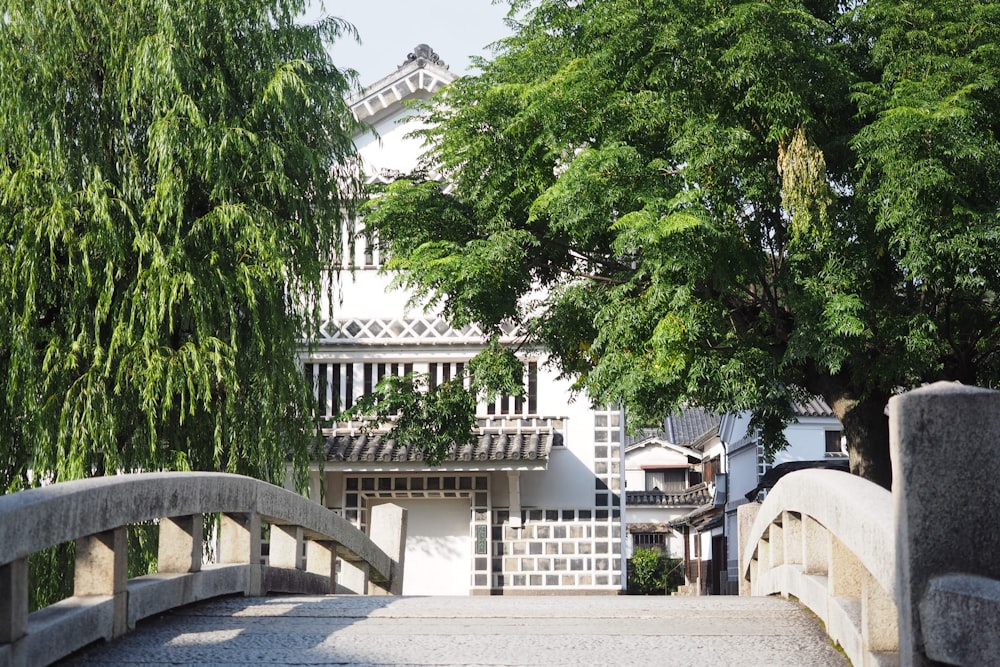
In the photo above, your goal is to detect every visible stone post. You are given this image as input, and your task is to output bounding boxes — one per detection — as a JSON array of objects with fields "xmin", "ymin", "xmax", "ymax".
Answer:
[
  {"xmin": 890, "ymin": 382, "xmax": 1000, "ymax": 666},
  {"xmin": 305, "ymin": 540, "xmax": 339, "ymax": 594},
  {"xmin": 0, "ymin": 558, "xmax": 28, "ymax": 644},
  {"xmin": 269, "ymin": 525, "xmax": 304, "ymax": 570},
  {"xmin": 158, "ymin": 514, "xmax": 203, "ymax": 573},
  {"xmin": 736, "ymin": 502, "xmax": 759, "ymax": 596},
  {"xmin": 220, "ymin": 512, "xmax": 263, "ymax": 596},
  {"xmin": 338, "ymin": 560, "xmax": 369, "ymax": 595},
  {"xmin": 75, "ymin": 528, "xmax": 128, "ymax": 638},
  {"xmin": 369, "ymin": 503, "xmax": 407, "ymax": 595}
]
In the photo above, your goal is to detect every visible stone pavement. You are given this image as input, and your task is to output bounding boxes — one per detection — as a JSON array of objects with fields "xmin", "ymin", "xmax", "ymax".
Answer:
[{"xmin": 59, "ymin": 595, "xmax": 848, "ymax": 666}]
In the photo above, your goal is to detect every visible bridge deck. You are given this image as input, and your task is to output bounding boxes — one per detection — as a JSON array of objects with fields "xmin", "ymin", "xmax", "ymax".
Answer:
[{"xmin": 59, "ymin": 595, "xmax": 848, "ymax": 666}]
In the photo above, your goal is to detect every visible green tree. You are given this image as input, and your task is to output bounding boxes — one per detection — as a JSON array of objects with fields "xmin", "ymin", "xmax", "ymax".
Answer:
[
  {"xmin": 0, "ymin": 0, "xmax": 361, "ymax": 492},
  {"xmin": 627, "ymin": 547, "xmax": 665, "ymax": 595},
  {"xmin": 361, "ymin": 0, "xmax": 1000, "ymax": 488}
]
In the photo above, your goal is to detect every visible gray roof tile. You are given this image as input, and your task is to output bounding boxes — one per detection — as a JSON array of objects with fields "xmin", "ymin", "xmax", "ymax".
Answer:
[
  {"xmin": 791, "ymin": 395, "xmax": 836, "ymax": 417},
  {"xmin": 318, "ymin": 418, "xmax": 561, "ymax": 464},
  {"xmin": 626, "ymin": 484, "xmax": 712, "ymax": 508}
]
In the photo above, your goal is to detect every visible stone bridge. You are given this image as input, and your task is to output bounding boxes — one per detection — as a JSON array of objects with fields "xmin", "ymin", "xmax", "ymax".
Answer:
[
  {"xmin": 2, "ymin": 382, "xmax": 999, "ymax": 666},
  {"xmin": 0, "ymin": 472, "xmax": 406, "ymax": 666}
]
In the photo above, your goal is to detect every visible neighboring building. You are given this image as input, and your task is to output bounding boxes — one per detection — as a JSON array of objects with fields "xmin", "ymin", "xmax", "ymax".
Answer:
[
  {"xmin": 623, "ymin": 410, "xmax": 718, "ymax": 560},
  {"xmin": 672, "ymin": 398, "xmax": 846, "ymax": 595},
  {"xmin": 300, "ymin": 46, "xmax": 624, "ymax": 595}
]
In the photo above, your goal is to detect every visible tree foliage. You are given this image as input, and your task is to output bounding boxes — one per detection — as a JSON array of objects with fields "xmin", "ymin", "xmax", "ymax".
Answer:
[
  {"xmin": 362, "ymin": 0, "xmax": 1000, "ymax": 486},
  {"xmin": 627, "ymin": 547, "xmax": 665, "ymax": 595},
  {"xmin": 0, "ymin": 0, "xmax": 362, "ymax": 493}
]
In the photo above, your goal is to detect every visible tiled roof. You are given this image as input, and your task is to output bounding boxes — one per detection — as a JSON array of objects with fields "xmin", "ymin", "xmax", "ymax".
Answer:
[
  {"xmin": 669, "ymin": 502, "xmax": 722, "ymax": 529},
  {"xmin": 668, "ymin": 408, "xmax": 721, "ymax": 444},
  {"xmin": 317, "ymin": 417, "xmax": 562, "ymax": 464},
  {"xmin": 626, "ymin": 484, "xmax": 712, "ymax": 508},
  {"xmin": 626, "ymin": 407, "xmax": 721, "ymax": 447},
  {"xmin": 627, "ymin": 522, "xmax": 673, "ymax": 534},
  {"xmin": 348, "ymin": 45, "xmax": 455, "ymax": 123},
  {"xmin": 791, "ymin": 395, "xmax": 836, "ymax": 418}
]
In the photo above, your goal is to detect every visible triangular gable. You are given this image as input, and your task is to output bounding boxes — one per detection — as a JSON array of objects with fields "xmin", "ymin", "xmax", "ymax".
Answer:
[
  {"xmin": 349, "ymin": 44, "xmax": 456, "ymax": 126},
  {"xmin": 624, "ymin": 437, "xmax": 701, "ymax": 461}
]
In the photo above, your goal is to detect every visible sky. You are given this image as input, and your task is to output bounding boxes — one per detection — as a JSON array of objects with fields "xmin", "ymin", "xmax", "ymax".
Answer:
[{"xmin": 304, "ymin": 1, "xmax": 514, "ymax": 88}]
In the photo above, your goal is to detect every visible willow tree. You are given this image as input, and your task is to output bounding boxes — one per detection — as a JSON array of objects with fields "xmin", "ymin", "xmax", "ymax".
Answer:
[
  {"xmin": 362, "ymin": 0, "xmax": 1000, "ymax": 488},
  {"xmin": 0, "ymin": 0, "xmax": 362, "ymax": 494}
]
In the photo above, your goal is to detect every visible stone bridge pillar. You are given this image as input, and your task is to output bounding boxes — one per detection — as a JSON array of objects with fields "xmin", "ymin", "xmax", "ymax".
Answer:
[{"xmin": 891, "ymin": 382, "xmax": 1000, "ymax": 666}]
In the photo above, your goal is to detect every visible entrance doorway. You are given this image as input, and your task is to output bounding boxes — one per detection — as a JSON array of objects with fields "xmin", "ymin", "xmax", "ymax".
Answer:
[{"xmin": 372, "ymin": 498, "xmax": 471, "ymax": 595}]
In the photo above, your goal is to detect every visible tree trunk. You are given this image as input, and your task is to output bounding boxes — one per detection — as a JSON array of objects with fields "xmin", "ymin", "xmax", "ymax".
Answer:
[{"xmin": 829, "ymin": 391, "xmax": 892, "ymax": 489}]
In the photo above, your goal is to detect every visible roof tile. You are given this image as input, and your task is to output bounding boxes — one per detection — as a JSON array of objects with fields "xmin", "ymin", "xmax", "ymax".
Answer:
[{"xmin": 319, "ymin": 417, "xmax": 563, "ymax": 465}]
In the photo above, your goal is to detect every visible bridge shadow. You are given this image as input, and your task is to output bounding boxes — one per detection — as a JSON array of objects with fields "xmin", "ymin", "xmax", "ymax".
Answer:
[{"xmin": 56, "ymin": 594, "xmax": 417, "ymax": 666}]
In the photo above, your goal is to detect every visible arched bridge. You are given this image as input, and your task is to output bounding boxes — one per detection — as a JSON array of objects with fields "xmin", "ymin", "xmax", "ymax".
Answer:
[
  {"xmin": 3, "ymin": 382, "xmax": 999, "ymax": 666},
  {"xmin": 740, "ymin": 382, "xmax": 1000, "ymax": 667},
  {"xmin": 0, "ymin": 472, "xmax": 405, "ymax": 666}
]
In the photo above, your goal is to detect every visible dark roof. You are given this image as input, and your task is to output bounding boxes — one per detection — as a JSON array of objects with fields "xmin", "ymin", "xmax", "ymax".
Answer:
[
  {"xmin": 626, "ymin": 484, "xmax": 712, "ymax": 508},
  {"xmin": 627, "ymin": 407, "xmax": 721, "ymax": 448},
  {"xmin": 627, "ymin": 522, "xmax": 673, "ymax": 534},
  {"xmin": 669, "ymin": 501, "xmax": 723, "ymax": 529},
  {"xmin": 668, "ymin": 407, "xmax": 721, "ymax": 444},
  {"xmin": 744, "ymin": 459, "xmax": 849, "ymax": 501},
  {"xmin": 317, "ymin": 418, "xmax": 561, "ymax": 465}
]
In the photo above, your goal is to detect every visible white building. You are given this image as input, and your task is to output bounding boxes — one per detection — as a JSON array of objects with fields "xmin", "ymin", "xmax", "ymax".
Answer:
[
  {"xmin": 623, "ymin": 410, "xmax": 718, "ymax": 560},
  {"xmin": 301, "ymin": 46, "xmax": 624, "ymax": 595}
]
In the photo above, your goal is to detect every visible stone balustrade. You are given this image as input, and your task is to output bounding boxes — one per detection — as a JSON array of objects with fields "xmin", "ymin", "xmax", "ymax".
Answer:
[
  {"xmin": 0, "ymin": 472, "xmax": 407, "ymax": 667},
  {"xmin": 740, "ymin": 382, "xmax": 1000, "ymax": 667},
  {"xmin": 737, "ymin": 468, "xmax": 896, "ymax": 666}
]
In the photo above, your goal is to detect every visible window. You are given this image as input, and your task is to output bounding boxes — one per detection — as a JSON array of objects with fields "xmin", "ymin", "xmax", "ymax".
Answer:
[
  {"xmin": 645, "ymin": 468, "xmax": 688, "ymax": 493},
  {"xmin": 485, "ymin": 361, "xmax": 538, "ymax": 416},
  {"xmin": 825, "ymin": 430, "xmax": 844, "ymax": 456},
  {"xmin": 703, "ymin": 457, "xmax": 720, "ymax": 485},
  {"xmin": 304, "ymin": 361, "xmax": 415, "ymax": 418},
  {"xmin": 306, "ymin": 359, "xmax": 539, "ymax": 420},
  {"xmin": 632, "ymin": 532, "xmax": 667, "ymax": 553}
]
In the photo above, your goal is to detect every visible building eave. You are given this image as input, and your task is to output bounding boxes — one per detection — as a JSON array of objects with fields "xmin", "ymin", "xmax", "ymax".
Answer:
[{"xmin": 348, "ymin": 45, "xmax": 456, "ymax": 126}]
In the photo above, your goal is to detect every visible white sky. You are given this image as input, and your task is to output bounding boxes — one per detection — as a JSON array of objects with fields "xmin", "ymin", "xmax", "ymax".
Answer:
[{"xmin": 305, "ymin": 1, "xmax": 514, "ymax": 88}]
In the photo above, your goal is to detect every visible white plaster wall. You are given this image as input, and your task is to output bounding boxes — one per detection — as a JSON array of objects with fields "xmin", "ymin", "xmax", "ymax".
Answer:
[
  {"xmin": 624, "ymin": 468, "xmax": 644, "ymax": 493},
  {"xmin": 628, "ymin": 506, "xmax": 690, "ymax": 525},
  {"xmin": 624, "ymin": 446, "xmax": 690, "ymax": 492},
  {"xmin": 328, "ymin": 269, "xmax": 414, "ymax": 320},
  {"xmin": 774, "ymin": 418, "xmax": 844, "ymax": 464},
  {"xmin": 370, "ymin": 497, "xmax": 471, "ymax": 595},
  {"xmin": 728, "ymin": 445, "xmax": 762, "ymax": 502},
  {"xmin": 701, "ymin": 436, "xmax": 726, "ymax": 464},
  {"xmin": 320, "ymin": 106, "xmax": 431, "ymax": 322},
  {"xmin": 357, "ymin": 107, "xmax": 426, "ymax": 177},
  {"xmin": 724, "ymin": 414, "xmax": 844, "ymax": 502},
  {"xmin": 519, "ymin": 364, "xmax": 597, "ymax": 509}
]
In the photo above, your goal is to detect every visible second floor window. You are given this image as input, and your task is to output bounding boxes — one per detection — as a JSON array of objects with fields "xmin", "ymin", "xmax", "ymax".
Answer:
[
  {"xmin": 645, "ymin": 468, "xmax": 688, "ymax": 493},
  {"xmin": 304, "ymin": 360, "xmax": 539, "ymax": 419},
  {"xmin": 485, "ymin": 361, "xmax": 538, "ymax": 416}
]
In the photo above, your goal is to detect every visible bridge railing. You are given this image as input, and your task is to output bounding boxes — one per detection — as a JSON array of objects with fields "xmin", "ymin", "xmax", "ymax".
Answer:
[
  {"xmin": 740, "ymin": 382, "xmax": 1000, "ymax": 667},
  {"xmin": 0, "ymin": 472, "xmax": 407, "ymax": 667},
  {"xmin": 737, "ymin": 468, "xmax": 896, "ymax": 667}
]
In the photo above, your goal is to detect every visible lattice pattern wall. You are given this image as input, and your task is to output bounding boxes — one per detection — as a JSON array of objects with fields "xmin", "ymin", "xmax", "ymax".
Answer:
[
  {"xmin": 314, "ymin": 317, "xmax": 520, "ymax": 345},
  {"xmin": 593, "ymin": 408, "xmax": 623, "ymax": 517},
  {"xmin": 492, "ymin": 509, "xmax": 621, "ymax": 589}
]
